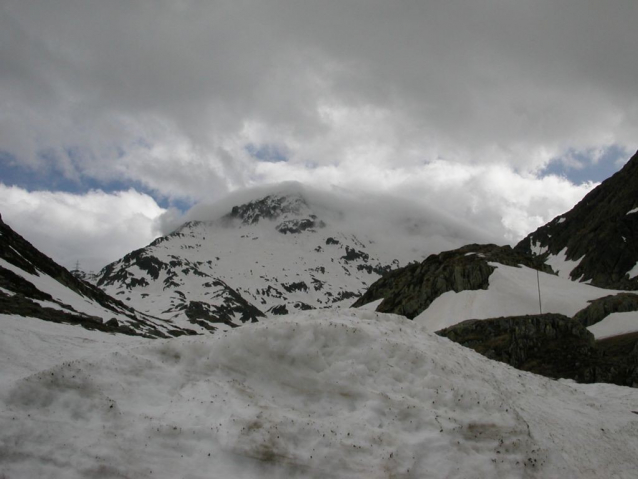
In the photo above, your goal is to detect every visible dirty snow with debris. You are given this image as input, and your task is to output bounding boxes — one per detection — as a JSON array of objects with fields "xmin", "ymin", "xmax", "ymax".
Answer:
[{"xmin": 1, "ymin": 309, "xmax": 637, "ymax": 478}]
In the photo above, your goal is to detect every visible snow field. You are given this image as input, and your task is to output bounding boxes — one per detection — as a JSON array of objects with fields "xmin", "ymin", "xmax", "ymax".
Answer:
[
  {"xmin": 0, "ymin": 314, "xmax": 147, "ymax": 389},
  {"xmin": 415, "ymin": 263, "xmax": 622, "ymax": 332},
  {"xmin": 1, "ymin": 309, "xmax": 637, "ymax": 478},
  {"xmin": 587, "ymin": 311, "xmax": 638, "ymax": 340}
]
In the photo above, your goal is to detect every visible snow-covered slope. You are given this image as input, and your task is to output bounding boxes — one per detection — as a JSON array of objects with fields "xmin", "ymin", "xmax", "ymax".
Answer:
[
  {"xmin": 0, "ymin": 214, "xmax": 193, "ymax": 338},
  {"xmin": 95, "ymin": 187, "xmax": 484, "ymax": 333},
  {"xmin": 415, "ymin": 262, "xmax": 623, "ymax": 333},
  {"xmin": 354, "ymin": 243, "xmax": 636, "ymax": 340},
  {"xmin": 588, "ymin": 311, "xmax": 638, "ymax": 340},
  {"xmin": 1, "ymin": 309, "xmax": 637, "ymax": 478}
]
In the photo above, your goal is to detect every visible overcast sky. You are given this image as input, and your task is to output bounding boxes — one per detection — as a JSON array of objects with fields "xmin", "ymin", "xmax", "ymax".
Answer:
[{"xmin": 1, "ymin": 0, "xmax": 636, "ymax": 271}]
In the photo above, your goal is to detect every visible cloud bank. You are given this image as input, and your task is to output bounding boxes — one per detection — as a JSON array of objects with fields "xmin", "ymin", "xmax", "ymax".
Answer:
[
  {"xmin": 0, "ymin": 0, "xmax": 635, "ymax": 267},
  {"xmin": 0, "ymin": 186, "xmax": 165, "ymax": 272}
]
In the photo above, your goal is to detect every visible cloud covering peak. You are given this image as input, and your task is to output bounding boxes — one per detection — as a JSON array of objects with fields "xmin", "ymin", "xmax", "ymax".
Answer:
[{"xmin": 0, "ymin": 0, "xmax": 635, "ymax": 268}]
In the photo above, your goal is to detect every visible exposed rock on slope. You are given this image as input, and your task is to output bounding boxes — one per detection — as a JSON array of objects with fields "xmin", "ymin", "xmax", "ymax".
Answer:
[
  {"xmin": 516, "ymin": 150, "xmax": 638, "ymax": 289},
  {"xmin": 437, "ymin": 314, "xmax": 598, "ymax": 382},
  {"xmin": 97, "ymin": 245, "xmax": 265, "ymax": 331},
  {"xmin": 352, "ymin": 243, "xmax": 550, "ymax": 319},
  {"xmin": 437, "ymin": 313, "xmax": 638, "ymax": 387},
  {"xmin": 573, "ymin": 292, "xmax": 638, "ymax": 327},
  {"xmin": 0, "ymin": 214, "xmax": 194, "ymax": 338}
]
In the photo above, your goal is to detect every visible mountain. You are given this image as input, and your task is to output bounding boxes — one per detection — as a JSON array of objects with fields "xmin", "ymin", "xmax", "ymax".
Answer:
[
  {"xmin": 1, "ymin": 308, "xmax": 637, "ymax": 478},
  {"xmin": 516, "ymin": 150, "xmax": 638, "ymax": 289},
  {"xmin": 352, "ymin": 243, "xmax": 552, "ymax": 319},
  {"xmin": 356, "ymin": 152, "xmax": 638, "ymax": 336},
  {"xmin": 353, "ymin": 152, "xmax": 638, "ymax": 386},
  {"xmin": 0, "ymin": 213, "xmax": 194, "ymax": 338},
  {"xmin": 94, "ymin": 188, "xmax": 482, "ymax": 333},
  {"xmin": 353, "ymin": 241, "xmax": 638, "ymax": 329}
]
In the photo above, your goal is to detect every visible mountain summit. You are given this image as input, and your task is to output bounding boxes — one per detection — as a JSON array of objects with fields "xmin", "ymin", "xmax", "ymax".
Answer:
[{"xmin": 94, "ymin": 188, "xmax": 482, "ymax": 333}]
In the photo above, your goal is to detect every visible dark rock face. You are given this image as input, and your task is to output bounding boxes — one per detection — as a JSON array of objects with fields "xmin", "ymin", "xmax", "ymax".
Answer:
[
  {"xmin": 353, "ymin": 244, "xmax": 550, "ymax": 319},
  {"xmin": 227, "ymin": 194, "xmax": 308, "ymax": 225},
  {"xmin": 184, "ymin": 293, "xmax": 263, "ymax": 331},
  {"xmin": 341, "ymin": 246, "xmax": 369, "ymax": 263},
  {"xmin": 97, "ymin": 248, "xmax": 167, "ymax": 288},
  {"xmin": 268, "ymin": 304, "xmax": 289, "ymax": 315},
  {"xmin": 276, "ymin": 218, "xmax": 325, "ymax": 234},
  {"xmin": 437, "ymin": 314, "xmax": 598, "ymax": 381},
  {"xmin": 596, "ymin": 332, "xmax": 638, "ymax": 387},
  {"xmin": 573, "ymin": 293, "xmax": 638, "ymax": 327},
  {"xmin": 281, "ymin": 281, "xmax": 309, "ymax": 293},
  {"xmin": 437, "ymin": 314, "xmax": 638, "ymax": 388},
  {"xmin": 516, "ymin": 150, "xmax": 638, "ymax": 290}
]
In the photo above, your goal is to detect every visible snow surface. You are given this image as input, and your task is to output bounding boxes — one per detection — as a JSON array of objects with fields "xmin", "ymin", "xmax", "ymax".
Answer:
[
  {"xmin": 545, "ymin": 247, "xmax": 582, "ymax": 279},
  {"xmin": 415, "ymin": 263, "xmax": 622, "ymax": 332},
  {"xmin": 530, "ymin": 240, "xmax": 548, "ymax": 256},
  {"xmin": 1, "ymin": 309, "xmax": 637, "ymax": 478},
  {"xmin": 0, "ymin": 314, "xmax": 146, "ymax": 390},
  {"xmin": 587, "ymin": 311, "xmax": 638, "ymax": 340},
  {"xmin": 627, "ymin": 261, "xmax": 638, "ymax": 279}
]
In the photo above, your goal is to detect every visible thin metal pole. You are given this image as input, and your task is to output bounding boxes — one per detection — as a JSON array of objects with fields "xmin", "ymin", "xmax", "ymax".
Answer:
[{"xmin": 536, "ymin": 269, "xmax": 542, "ymax": 314}]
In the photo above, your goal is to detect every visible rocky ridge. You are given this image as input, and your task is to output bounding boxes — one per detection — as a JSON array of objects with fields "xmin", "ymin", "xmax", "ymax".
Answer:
[
  {"xmin": 0, "ymin": 214, "xmax": 194, "ymax": 338},
  {"xmin": 516, "ymin": 150, "xmax": 638, "ymax": 289},
  {"xmin": 352, "ymin": 243, "xmax": 551, "ymax": 319}
]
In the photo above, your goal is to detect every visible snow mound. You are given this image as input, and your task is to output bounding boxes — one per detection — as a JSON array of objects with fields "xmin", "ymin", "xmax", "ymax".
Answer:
[{"xmin": 1, "ymin": 309, "xmax": 637, "ymax": 478}]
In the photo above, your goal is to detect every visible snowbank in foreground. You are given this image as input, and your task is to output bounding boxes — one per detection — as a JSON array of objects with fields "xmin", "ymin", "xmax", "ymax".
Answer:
[
  {"xmin": 0, "ymin": 314, "xmax": 147, "ymax": 390},
  {"xmin": 1, "ymin": 310, "xmax": 637, "ymax": 478}
]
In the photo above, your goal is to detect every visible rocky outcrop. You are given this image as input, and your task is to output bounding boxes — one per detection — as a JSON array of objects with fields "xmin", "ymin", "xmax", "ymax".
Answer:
[
  {"xmin": 184, "ymin": 295, "xmax": 263, "ymax": 331},
  {"xmin": 227, "ymin": 194, "xmax": 309, "ymax": 225},
  {"xmin": 276, "ymin": 217, "xmax": 325, "ymax": 234},
  {"xmin": 516, "ymin": 150, "xmax": 638, "ymax": 290},
  {"xmin": 437, "ymin": 314, "xmax": 638, "ymax": 387},
  {"xmin": 596, "ymin": 332, "xmax": 638, "ymax": 387},
  {"xmin": 437, "ymin": 314, "xmax": 598, "ymax": 381},
  {"xmin": 573, "ymin": 292, "xmax": 638, "ymax": 327},
  {"xmin": 353, "ymin": 244, "xmax": 550, "ymax": 319}
]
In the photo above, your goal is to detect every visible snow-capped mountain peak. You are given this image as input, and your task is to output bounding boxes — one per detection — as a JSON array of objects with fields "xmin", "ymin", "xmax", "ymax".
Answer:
[{"xmin": 94, "ymin": 188, "xmax": 482, "ymax": 333}]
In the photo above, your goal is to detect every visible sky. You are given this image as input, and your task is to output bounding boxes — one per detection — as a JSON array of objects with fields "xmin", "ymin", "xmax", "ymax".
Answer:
[{"xmin": 0, "ymin": 0, "xmax": 636, "ymax": 272}]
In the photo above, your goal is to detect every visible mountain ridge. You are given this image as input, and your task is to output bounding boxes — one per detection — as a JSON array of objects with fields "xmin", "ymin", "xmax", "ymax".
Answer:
[
  {"xmin": 92, "ymin": 189, "xmax": 478, "ymax": 332},
  {"xmin": 0, "ymin": 213, "xmax": 195, "ymax": 338},
  {"xmin": 516, "ymin": 150, "xmax": 638, "ymax": 289}
]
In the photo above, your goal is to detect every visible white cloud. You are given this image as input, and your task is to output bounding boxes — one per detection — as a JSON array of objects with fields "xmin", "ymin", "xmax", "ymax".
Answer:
[
  {"xmin": 0, "ymin": 0, "xmax": 634, "ymax": 263},
  {"xmin": 0, "ymin": 185, "xmax": 166, "ymax": 272},
  {"xmin": 1, "ymin": 0, "xmax": 636, "ymax": 199}
]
